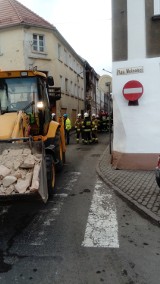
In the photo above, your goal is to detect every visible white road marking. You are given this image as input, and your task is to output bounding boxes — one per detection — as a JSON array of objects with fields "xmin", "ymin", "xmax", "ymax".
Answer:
[{"xmin": 82, "ymin": 178, "xmax": 119, "ymax": 248}]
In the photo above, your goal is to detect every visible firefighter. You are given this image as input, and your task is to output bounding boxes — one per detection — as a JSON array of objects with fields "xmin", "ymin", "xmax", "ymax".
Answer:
[
  {"xmin": 91, "ymin": 113, "xmax": 98, "ymax": 143},
  {"xmin": 74, "ymin": 113, "xmax": 82, "ymax": 143},
  {"xmin": 82, "ymin": 112, "xmax": 92, "ymax": 144},
  {"xmin": 81, "ymin": 114, "xmax": 85, "ymax": 143},
  {"xmin": 63, "ymin": 114, "xmax": 72, "ymax": 144}
]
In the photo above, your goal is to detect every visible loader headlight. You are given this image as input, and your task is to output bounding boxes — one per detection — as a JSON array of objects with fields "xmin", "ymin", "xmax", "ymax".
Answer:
[{"xmin": 37, "ymin": 101, "xmax": 44, "ymax": 109}]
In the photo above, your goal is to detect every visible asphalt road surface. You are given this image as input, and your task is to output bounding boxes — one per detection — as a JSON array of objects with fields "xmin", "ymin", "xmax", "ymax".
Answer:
[{"xmin": 0, "ymin": 133, "xmax": 160, "ymax": 284}]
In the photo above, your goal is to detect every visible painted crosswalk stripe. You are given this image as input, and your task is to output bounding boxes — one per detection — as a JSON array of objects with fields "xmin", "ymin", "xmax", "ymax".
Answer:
[{"xmin": 82, "ymin": 178, "xmax": 119, "ymax": 248}]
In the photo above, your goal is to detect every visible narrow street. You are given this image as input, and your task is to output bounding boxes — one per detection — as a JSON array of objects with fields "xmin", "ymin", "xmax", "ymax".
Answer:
[{"xmin": 0, "ymin": 133, "xmax": 160, "ymax": 284}]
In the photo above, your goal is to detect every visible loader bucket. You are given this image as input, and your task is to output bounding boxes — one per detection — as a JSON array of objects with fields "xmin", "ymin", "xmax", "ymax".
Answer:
[{"xmin": 0, "ymin": 141, "xmax": 48, "ymax": 203}]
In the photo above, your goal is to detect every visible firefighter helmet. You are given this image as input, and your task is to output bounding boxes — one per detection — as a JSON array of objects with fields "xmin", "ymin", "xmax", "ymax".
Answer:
[
  {"xmin": 52, "ymin": 112, "xmax": 56, "ymax": 118},
  {"xmin": 84, "ymin": 112, "xmax": 89, "ymax": 118}
]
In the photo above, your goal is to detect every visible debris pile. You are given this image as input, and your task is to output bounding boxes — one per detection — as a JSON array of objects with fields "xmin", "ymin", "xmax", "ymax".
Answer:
[{"xmin": 0, "ymin": 148, "xmax": 41, "ymax": 195}]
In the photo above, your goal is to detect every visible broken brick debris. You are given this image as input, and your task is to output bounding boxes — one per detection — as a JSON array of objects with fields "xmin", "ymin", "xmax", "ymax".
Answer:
[{"xmin": 0, "ymin": 147, "xmax": 41, "ymax": 195}]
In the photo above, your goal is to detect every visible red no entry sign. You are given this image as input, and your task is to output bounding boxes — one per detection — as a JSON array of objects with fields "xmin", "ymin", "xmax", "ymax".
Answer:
[{"xmin": 123, "ymin": 80, "xmax": 143, "ymax": 101}]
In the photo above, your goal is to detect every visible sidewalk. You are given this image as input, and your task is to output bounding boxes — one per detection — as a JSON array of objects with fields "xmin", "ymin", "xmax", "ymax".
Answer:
[{"xmin": 96, "ymin": 146, "xmax": 160, "ymax": 225}]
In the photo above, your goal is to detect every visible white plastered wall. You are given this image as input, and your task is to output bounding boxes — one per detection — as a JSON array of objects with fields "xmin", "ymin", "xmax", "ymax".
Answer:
[
  {"xmin": 113, "ymin": 58, "xmax": 160, "ymax": 153},
  {"xmin": 112, "ymin": 0, "xmax": 160, "ymax": 154}
]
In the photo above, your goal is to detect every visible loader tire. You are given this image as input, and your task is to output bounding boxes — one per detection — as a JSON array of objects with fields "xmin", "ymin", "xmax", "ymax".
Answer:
[
  {"xmin": 54, "ymin": 130, "xmax": 64, "ymax": 172},
  {"xmin": 46, "ymin": 154, "xmax": 55, "ymax": 197}
]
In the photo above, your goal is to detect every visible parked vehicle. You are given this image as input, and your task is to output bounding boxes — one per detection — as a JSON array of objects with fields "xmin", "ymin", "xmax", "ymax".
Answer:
[{"xmin": 0, "ymin": 69, "xmax": 66, "ymax": 202}]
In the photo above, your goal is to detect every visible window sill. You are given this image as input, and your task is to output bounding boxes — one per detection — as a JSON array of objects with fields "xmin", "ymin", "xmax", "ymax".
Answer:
[
  {"xmin": 152, "ymin": 14, "xmax": 160, "ymax": 21},
  {"xmin": 28, "ymin": 54, "xmax": 51, "ymax": 61},
  {"xmin": 58, "ymin": 58, "xmax": 63, "ymax": 63},
  {"xmin": 31, "ymin": 49, "xmax": 47, "ymax": 54}
]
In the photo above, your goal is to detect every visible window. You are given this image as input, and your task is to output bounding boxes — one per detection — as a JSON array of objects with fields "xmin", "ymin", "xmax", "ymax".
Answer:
[
  {"xmin": 69, "ymin": 54, "xmax": 73, "ymax": 69},
  {"xmin": 154, "ymin": 0, "xmax": 160, "ymax": 15},
  {"xmin": 77, "ymin": 86, "xmax": 80, "ymax": 99},
  {"xmin": 65, "ymin": 78, "xmax": 68, "ymax": 92},
  {"xmin": 60, "ymin": 75, "xmax": 63, "ymax": 90},
  {"xmin": 33, "ymin": 34, "xmax": 44, "ymax": 52},
  {"xmin": 70, "ymin": 81, "xmax": 73, "ymax": 95},
  {"xmin": 74, "ymin": 83, "xmax": 77, "ymax": 97},
  {"xmin": 76, "ymin": 63, "xmax": 81, "ymax": 75},
  {"xmin": 81, "ymin": 88, "xmax": 84, "ymax": 100},
  {"xmin": 58, "ymin": 43, "xmax": 62, "ymax": 60},
  {"xmin": 73, "ymin": 84, "xmax": 77, "ymax": 97},
  {"xmin": 64, "ymin": 49, "xmax": 68, "ymax": 65},
  {"xmin": 73, "ymin": 59, "xmax": 76, "ymax": 72}
]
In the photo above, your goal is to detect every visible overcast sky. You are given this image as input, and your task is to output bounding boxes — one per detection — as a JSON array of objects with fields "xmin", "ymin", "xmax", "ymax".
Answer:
[{"xmin": 18, "ymin": 0, "xmax": 112, "ymax": 76}]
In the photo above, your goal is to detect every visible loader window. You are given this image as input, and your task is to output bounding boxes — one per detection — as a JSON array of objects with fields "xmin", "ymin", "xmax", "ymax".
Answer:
[
  {"xmin": 7, "ymin": 77, "xmax": 37, "ymax": 112},
  {"xmin": 0, "ymin": 89, "xmax": 9, "ymax": 112},
  {"xmin": 0, "ymin": 79, "xmax": 9, "ymax": 112},
  {"xmin": 0, "ymin": 77, "xmax": 38, "ymax": 113}
]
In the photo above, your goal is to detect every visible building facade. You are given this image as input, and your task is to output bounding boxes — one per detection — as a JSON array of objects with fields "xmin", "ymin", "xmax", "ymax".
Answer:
[
  {"xmin": 0, "ymin": 0, "xmax": 98, "ymax": 126},
  {"xmin": 98, "ymin": 74, "xmax": 112, "ymax": 114},
  {"xmin": 112, "ymin": 0, "xmax": 160, "ymax": 169}
]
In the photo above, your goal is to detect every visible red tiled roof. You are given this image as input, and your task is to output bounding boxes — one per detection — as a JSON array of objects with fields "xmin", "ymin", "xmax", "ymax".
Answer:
[{"xmin": 0, "ymin": 0, "xmax": 55, "ymax": 29}]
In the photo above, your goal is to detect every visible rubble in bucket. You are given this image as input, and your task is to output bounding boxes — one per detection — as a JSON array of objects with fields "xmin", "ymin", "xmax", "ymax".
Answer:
[{"xmin": 0, "ymin": 148, "xmax": 42, "ymax": 195}]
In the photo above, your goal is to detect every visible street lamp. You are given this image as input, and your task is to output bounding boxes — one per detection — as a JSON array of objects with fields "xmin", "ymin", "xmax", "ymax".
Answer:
[{"xmin": 102, "ymin": 68, "xmax": 112, "ymax": 74}]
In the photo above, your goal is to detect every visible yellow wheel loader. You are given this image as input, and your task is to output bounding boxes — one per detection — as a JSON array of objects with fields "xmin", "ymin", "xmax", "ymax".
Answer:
[{"xmin": 0, "ymin": 70, "xmax": 66, "ymax": 202}]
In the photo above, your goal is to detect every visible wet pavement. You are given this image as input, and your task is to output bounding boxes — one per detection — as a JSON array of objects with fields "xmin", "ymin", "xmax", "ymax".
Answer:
[{"xmin": 97, "ymin": 146, "xmax": 160, "ymax": 226}]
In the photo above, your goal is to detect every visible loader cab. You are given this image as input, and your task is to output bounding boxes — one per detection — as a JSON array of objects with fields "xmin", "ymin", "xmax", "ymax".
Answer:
[{"xmin": 0, "ymin": 74, "xmax": 51, "ymax": 136}]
